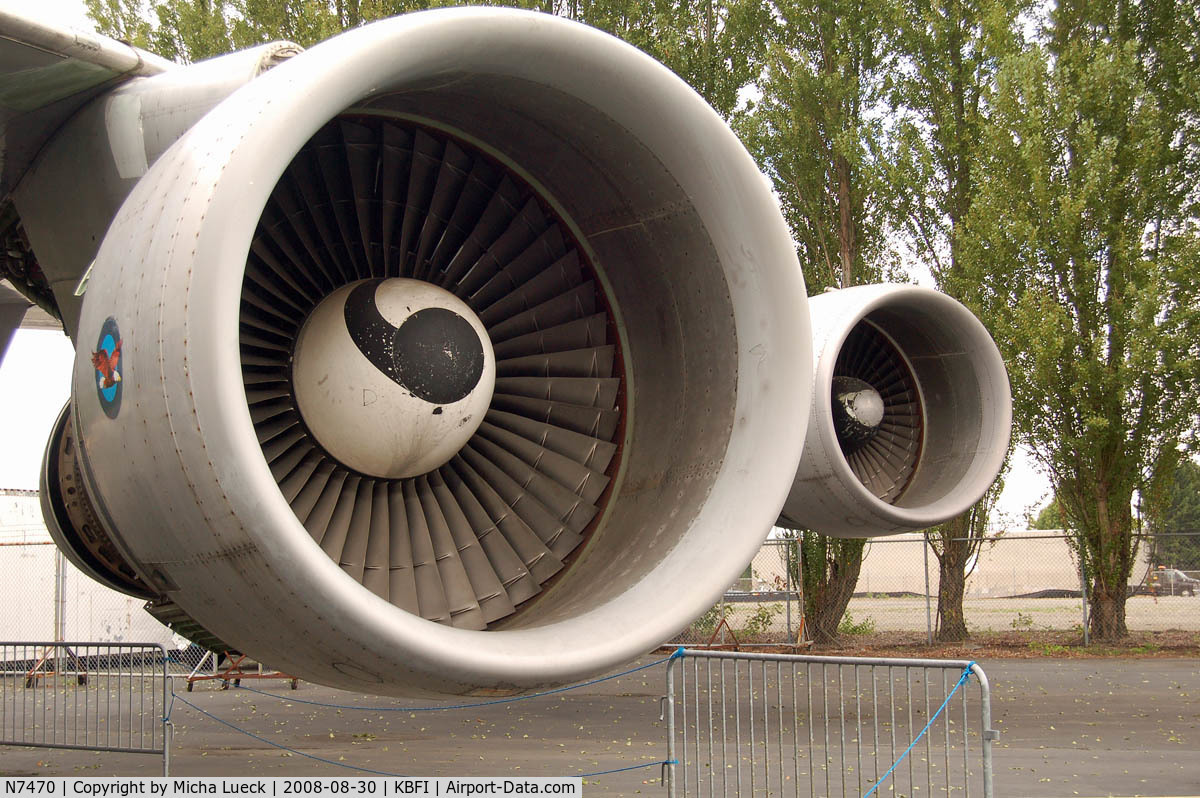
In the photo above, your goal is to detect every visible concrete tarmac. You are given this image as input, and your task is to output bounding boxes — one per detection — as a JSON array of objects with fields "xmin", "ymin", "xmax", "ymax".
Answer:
[{"xmin": 1, "ymin": 656, "xmax": 1197, "ymax": 797}]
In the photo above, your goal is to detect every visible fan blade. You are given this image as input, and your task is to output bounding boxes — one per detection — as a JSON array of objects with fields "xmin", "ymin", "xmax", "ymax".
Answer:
[
  {"xmin": 403, "ymin": 479, "xmax": 452, "ymax": 623},
  {"xmin": 448, "ymin": 455, "xmax": 563, "ymax": 584},
  {"xmin": 415, "ymin": 476, "xmax": 485, "ymax": 630},
  {"xmin": 476, "ymin": 422, "xmax": 610, "ymax": 504},
  {"xmin": 492, "ymin": 314, "xmax": 608, "ymax": 359},
  {"xmin": 485, "ymin": 410, "xmax": 618, "ymax": 472},
  {"xmin": 439, "ymin": 464, "xmax": 541, "ymax": 606},
  {"xmin": 362, "ymin": 480, "xmax": 391, "ymax": 600},
  {"xmin": 492, "ymin": 376, "xmax": 620, "ymax": 410}
]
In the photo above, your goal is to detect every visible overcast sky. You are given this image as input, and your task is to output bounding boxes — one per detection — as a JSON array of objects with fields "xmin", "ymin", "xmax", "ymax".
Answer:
[
  {"xmin": 13, "ymin": 0, "xmax": 94, "ymax": 29},
  {"xmin": 0, "ymin": 330, "xmax": 74, "ymax": 489}
]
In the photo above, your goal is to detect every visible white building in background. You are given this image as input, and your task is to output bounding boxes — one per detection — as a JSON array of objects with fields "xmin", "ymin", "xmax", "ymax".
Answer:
[
  {"xmin": 0, "ymin": 488, "xmax": 174, "ymax": 646},
  {"xmin": 854, "ymin": 531, "xmax": 1088, "ymax": 596},
  {"xmin": 753, "ymin": 528, "xmax": 1154, "ymax": 597},
  {"xmin": 855, "ymin": 529, "xmax": 1153, "ymax": 596},
  {"xmin": 0, "ymin": 488, "xmax": 43, "ymax": 542}
]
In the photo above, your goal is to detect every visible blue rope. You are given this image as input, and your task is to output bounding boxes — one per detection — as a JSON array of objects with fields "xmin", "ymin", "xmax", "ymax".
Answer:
[
  {"xmin": 232, "ymin": 652, "xmax": 676, "ymax": 712},
  {"xmin": 170, "ymin": 692, "xmax": 405, "ymax": 777},
  {"xmin": 170, "ymin": 653, "xmax": 682, "ymax": 780},
  {"xmin": 579, "ymin": 759, "xmax": 676, "ymax": 778},
  {"xmin": 861, "ymin": 662, "xmax": 976, "ymax": 798},
  {"xmin": 172, "ymin": 691, "xmax": 673, "ymax": 780}
]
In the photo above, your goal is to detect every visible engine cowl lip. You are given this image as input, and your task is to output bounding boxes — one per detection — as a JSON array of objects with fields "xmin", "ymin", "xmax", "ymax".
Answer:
[
  {"xmin": 840, "ymin": 291, "xmax": 998, "ymax": 523},
  {"xmin": 786, "ymin": 284, "xmax": 1012, "ymax": 536}
]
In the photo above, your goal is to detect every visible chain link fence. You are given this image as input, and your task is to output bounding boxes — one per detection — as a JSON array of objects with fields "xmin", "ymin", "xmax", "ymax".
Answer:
[
  {"xmin": 5, "ymin": 489, "xmax": 1197, "ymax": 650},
  {"xmin": 1, "ymin": 489, "xmax": 188, "ymax": 676},
  {"xmin": 0, "ymin": 540, "xmax": 178, "ymax": 648},
  {"xmin": 0, "ymin": 539, "xmax": 290, "ymax": 683},
  {"xmin": 672, "ymin": 532, "xmax": 1200, "ymax": 645}
]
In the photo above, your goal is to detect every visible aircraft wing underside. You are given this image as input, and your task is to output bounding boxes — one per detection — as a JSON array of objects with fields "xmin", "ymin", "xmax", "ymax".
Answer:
[{"xmin": 0, "ymin": 10, "xmax": 172, "ymax": 201}]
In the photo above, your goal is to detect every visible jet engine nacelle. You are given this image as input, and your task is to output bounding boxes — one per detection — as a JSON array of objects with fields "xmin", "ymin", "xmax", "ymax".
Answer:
[
  {"xmin": 779, "ymin": 285, "xmax": 1012, "ymax": 536},
  {"xmin": 44, "ymin": 9, "xmax": 811, "ymax": 696}
]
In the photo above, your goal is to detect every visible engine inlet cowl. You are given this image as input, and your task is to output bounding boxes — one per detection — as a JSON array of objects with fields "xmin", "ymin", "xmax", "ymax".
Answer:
[
  {"xmin": 779, "ymin": 285, "xmax": 1011, "ymax": 537},
  {"xmin": 66, "ymin": 8, "xmax": 810, "ymax": 696}
]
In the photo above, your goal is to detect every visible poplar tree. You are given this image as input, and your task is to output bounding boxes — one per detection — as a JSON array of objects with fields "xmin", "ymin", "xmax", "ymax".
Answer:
[
  {"xmin": 885, "ymin": 0, "xmax": 1024, "ymax": 641},
  {"xmin": 955, "ymin": 0, "xmax": 1200, "ymax": 639},
  {"xmin": 737, "ymin": 0, "xmax": 899, "ymax": 643}
]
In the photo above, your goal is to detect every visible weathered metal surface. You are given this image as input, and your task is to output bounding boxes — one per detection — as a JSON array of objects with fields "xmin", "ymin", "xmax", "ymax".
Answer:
[{"xmin": 57, "ymin": 9, "xmax": 811, "ymax": 697}]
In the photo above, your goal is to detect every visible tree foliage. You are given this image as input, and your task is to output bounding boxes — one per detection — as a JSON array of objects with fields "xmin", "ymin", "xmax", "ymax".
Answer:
[
  {"xmin": 885, "ymin": 0, "xmax": 1025, "ymax": 285},
  {"xmin": 85, "ymin": 0, "xmax": 769, "ymax": 118},
  {"xmin": 955, "ymin": 0, "xmax": 1200, "ymax": 638},
  {"xmin": 737, "ymin": 0, "xmax": 900, "ymax": 292},
  {"xmin": 1148, "ymin": 459, "xmax": 1200, "ymax": 570},
  {"xmin": 1031, "ymin": 497, "xmax": 1063, "ymax": 530}
]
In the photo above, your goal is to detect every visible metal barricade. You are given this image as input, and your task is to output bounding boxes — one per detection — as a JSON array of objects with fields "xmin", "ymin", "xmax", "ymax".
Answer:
[
  {"xmin": 664, "ymin": 650, "xmax": 995, "ymax": 798},
  {"xmin": 0, "ymin": 641, "xmax": 172, "ymax": 775}
]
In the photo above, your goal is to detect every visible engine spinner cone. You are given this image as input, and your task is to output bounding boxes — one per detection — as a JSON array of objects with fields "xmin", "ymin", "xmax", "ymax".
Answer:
[
  {"xmin": 292, "ymin": 278, "xmax": 496, "ymax": 479},
  {"xmin": 831, "ymin": 375, "xmax": 885, "ymax": 447}
]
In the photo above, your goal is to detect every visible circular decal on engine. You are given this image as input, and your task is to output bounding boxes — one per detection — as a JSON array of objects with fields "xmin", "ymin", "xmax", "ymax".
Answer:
[{"xmin": 92, "ymin": 317, "xmax": 123, "ymax": 419}]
